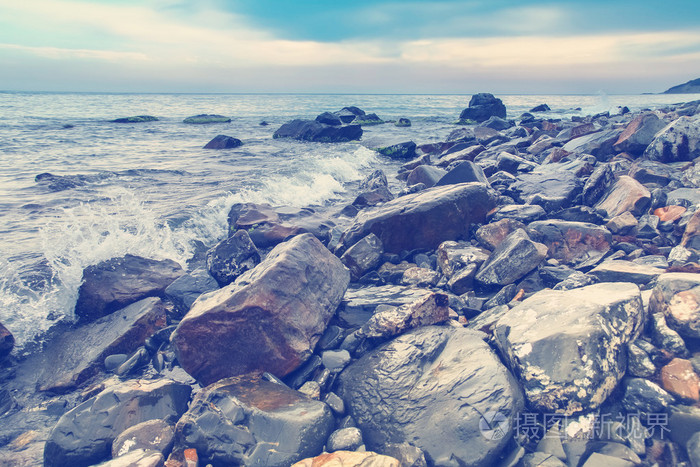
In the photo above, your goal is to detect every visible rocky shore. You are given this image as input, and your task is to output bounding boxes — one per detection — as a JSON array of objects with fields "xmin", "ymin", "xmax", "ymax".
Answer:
[{"xmin": 2, "ymin": 95, "xmax": 700, "ymax": 466}]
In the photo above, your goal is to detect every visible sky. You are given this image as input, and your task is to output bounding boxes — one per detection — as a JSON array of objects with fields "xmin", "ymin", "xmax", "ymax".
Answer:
[{"xmin": 0, "ymin": 0, "xmax": 699, "ymax": 94}]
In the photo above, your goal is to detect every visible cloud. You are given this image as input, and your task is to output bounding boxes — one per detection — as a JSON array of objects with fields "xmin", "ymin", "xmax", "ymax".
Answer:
[{"xmin": 0, "ymin": 43, "xmax": 148, "ymax": 61}]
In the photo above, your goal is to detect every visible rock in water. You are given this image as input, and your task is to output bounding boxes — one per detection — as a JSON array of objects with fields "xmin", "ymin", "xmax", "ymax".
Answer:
[
  {"xmin": 171, "ymin": 233, "xmax": 350, "ymax": 385},
  {"xmin": 171, "ymin": 376, "xmax": 333, "ymax": 467},
  {"xmin": 111, "ymin": 115, "xmax": 158, "ymax": 123},
  {"xmin": 649, "ymin": 273, "xmax": 700, "ymax": 339},
  {"xmin": 183, "ymin": 114, "xmax": 231, "ymax": 124},
  {"xmin": 74, "ymin": 254, "xmax": 184, "ymax": 323},
  {"xmin": 273, "ymin": 119, "xmax": 362, "ymax": 142},
  {"xmin": 203, "ymin": 134, "xmax": 242, "ymax": 149},
  {"xmin": 0, "ymin": 321, "xmax": 14, "ymax": 360},
  {"xmin": 337, "ymin": 326, "xmax": 523, "ymax": 467},
  {"xmin": 44, "ymin": 379, "xmax": 191, "ymax": 467},
  {"xmin": 337, "ymin": 182, "xmax": 497, "ymax": 254},
  {"xmin": 459, "ymin": 93, "xmax": 507, "ymax": 123},
  {"xmin": 494, "ymin": 283, "xmax": 644, "ymax": 415}
]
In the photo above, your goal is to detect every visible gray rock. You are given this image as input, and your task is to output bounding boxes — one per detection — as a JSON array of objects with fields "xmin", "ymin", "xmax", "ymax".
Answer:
[
  {"xmin": 552, "ymin": 271, "xmax": 597, "ymax": 291},
  {"xmin": 580, "ymin": 452, "xmax": 635, "ymax": 467},
  {"xmin": 327, "ymin": 427, "xmax": 363, "ymax": 452},
  {"xmin": 337, "ymin": 326, "xmax": 524, "ymax": 467},
  {"xmin": 435, "ymin": 160, "xmax": 488, "ymax": 186},
  {"xmin": 340, "ymin": 233, "xmax": 383, "ymax": 281},
  {"xmin": 203, "ymin": 134, "xmax": 242, "ymax": 149},
  {"xmin": 273, "ymin": 119, "xmax": 362, "ymax": 142},
  {"xmin": 337, "ymin": 285, "xmax": 433, "ymax": 328},
  {"xmin": 528, "ymin": 220, "xmax": 612, "ymax": 269},
  {"xmin": 475, "ymin": 229, "xmax": 548, "ymax": 286},
  {"xmin": 436, "ymin": 241, "xmax": 490, "ymax": 277},
  {"xmin": 614, "ymin": 113, "xmax": 667, "ymax": 156},
  {"xmin": 406, "ymin": 165, "xmax": 446, "ymax": 188},
  {"xmin": 627, "ymin": 342, "xmax": 656, "ymax": 378},
  {"xmin": 589, "ymin": 260, "xmax": 665, "ymax": 284},
  {"xmin": 206, "ymin": 229, "xmax": 260, "ymax": 286},
  {"xmin": 650, "ymin": 312, "xmax": 689, "ymax": 357},
  {"xmin": 621, "ymin": 378, "xmax": 675, "ymax": 417},
  {"xmin": 644, "ymin": 116, "xmax": 700, "ymax": 162},
  {"xmin": 172, "ymin": 376, "xmax": 333, "ymax": 467},
  {"xmin": 360, "ymin": 169, "xmax": 389, "ymax": 191},
  {"xmin": 562, "ymin": 128, "xmax": 623, "ymax": 160},
  {"xmin": 687, "ymin": 431, "xmax": 700, "ymax": 467},
  {"xmin": 111, "ymin": 419, "xmax": 174, "ymax": 458},
  {"xmin": 400, "ymin": 267, "xmax": 440, "ymax": 287},
  {"xmin": 583, "ymin": 163, "xmax": 615, "ymax": 206},
  {"xmin": 606, "ymin": 212, "xmax": 638, "ymax": 235},
  {"xmin": 508, "ymin": 160, "xmax": 590, "ymax": 211},
  {"xmin": 521, "ymin": 452, "xmax": 567, "ymax": 467},
  {"xmin": 172, "ymin": 233, "xmax": 350, "ymax": 385},
  {"xmin": 322, "ymin": 350, "xmax": 351, "ymax": 372},
  {"xmin": 323, "ymin": 392, "xmax": 345, "ymax": 415},
  {"xmin": 183, "ymin": 114, "xmax": 230, "ymax": 124},
  {"xmin": 494, "ymin": 282, "xmax": 644, "ymax": 415},
  {"xmin": 459, "ymin": 93, "xmax": 507, "ymax": 123},
  {"xmin": 490, "ymin": 204, "xmax": 546, "ymax": 223},
  {"xmin": 164, "ymin": 268, "xmax": 219, "ymax": 314},
  {"xmin": 649, "ymin": 273, "xmax": 700, "ymax": 339},
  {"xmin": 44, "ymin": 379, "xmax": 191, "ymax": 467}
]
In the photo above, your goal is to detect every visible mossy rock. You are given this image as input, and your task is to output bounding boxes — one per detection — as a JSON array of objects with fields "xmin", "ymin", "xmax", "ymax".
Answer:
[
  {"xmin": 183, "ymin": 114, "xmax": 231, "ymax": 124},
  {"xmin": 454, "ymin": 119, "xmax": 477, "ymax": 125},
  {"xmin": 353, "ymin": 113, "xmax": 384, "ymax": 126},
  {"xmin": 111, "ymin": 115, "xmax": 159, "ymax": 123}
]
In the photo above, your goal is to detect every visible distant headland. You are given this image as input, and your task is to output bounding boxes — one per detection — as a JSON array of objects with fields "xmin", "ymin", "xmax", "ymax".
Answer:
[{"xmin": 663, "ymin": 77, "xmax": 700, "ymax": 94}]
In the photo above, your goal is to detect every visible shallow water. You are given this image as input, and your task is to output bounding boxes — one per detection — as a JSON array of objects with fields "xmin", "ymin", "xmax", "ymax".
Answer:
[{"xmin": 0, "ymin": 91, "xmax": 697, "ymax": 351}]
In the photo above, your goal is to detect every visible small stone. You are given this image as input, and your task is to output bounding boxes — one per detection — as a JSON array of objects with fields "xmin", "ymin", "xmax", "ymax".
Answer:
[
  {"xmin": 660, "ymin": 358, "xmax": 700, "ymax": 402},
  {"xmin": 475, "ymin": 229, "xmax": 547, "ymax": 286},
  {"xmin": 298, "ymin": 381, "xmax": 321, "ymax": 400},
  {"xmin": 340, "ymin": 233, "xmax": 384, "ymax": 281},
  {"xmin": 322, "ymin": 350, "xmax": 351, "ymax": 372},
  {"xmin": 400, "ymin": 267, "xmax": 440, "ymax": 287},
  {"xmin": 626, "ymin": 343, "xmax": 656, "ymax": 378},
  {"xmin": 323, "ymin": 392, "xmax": 345, "ymax": 415},
  {"xmin": 622, "ymin": 378, "xmax": 675, "ymax": 417},
  {"xmin": 104, "ymin": 354, "xmax": 128, "ymax": 373},
  {"xmin": 606, "ymin": 212, "xmax": 638, "ymax": 235},
  {"xmin": 326, "ymin": 427, "xmax": 363, "ymax": 452}
]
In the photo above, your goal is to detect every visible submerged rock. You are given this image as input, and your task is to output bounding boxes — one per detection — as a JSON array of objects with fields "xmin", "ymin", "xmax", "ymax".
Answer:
[
  {"xmin": 183, "ymin": 114, "xmax": 231, "ymax": 124},
  {"xmin": 203, "ymin": 134, "xmax": 242, "ymax": 149},
  {"xmin": 172, "ymin": 233, "xmax": 350, "ymax": 385},
  {"xmin": 494, "ymin": 282, "xmax": 644, "ymax": 415},
  {"xmin": 111, "ymin": 115, "xmax": 158, "ymax": 123},
  {"xmin": 273, "ymin": 119, "xmax": 362, "ymax": 142},
  {"xmin": 338, "ymin": 326, "xmax": 523, "ymax": 467}
]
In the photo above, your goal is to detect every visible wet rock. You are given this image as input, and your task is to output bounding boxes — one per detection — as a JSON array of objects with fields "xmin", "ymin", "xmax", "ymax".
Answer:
[
  {"xmin": 494, "ymin": 282, "xmax": 644, "ymax": 415},
  {"xmin": 75, "ymin": 255, "xmax": 184, "ymax": 323},
  {"xmin": 36, "ymin": 297, "xmax": 166, "ymax": 392},
  {"xmin": 111, "ymin": 115, "xmax": 158, "ymax": 123},
  {"xmin": 315, "ymin": 112, "xmax": 342, "ymax": 126},
  {"xmin": 479, "ymin": 115, "xmax": 514, "ymax": 130},
  {"xmin": 668, "ymin": 187, "xmax": 700, "ymax": 207},
  {"xmin": 682, "ymin": 210, "xmax": 700, "ymax": 250},
  {"xmin": 112, "ymin": 419, "xmax": 174, "ymax": 459},
  {"xmin": 353, "ymin": 186, "xmax": 394, "ymax": 208},
  {"xmin": 650, "ymin": 312, "xmax": 689, "ymax": 357},
  {"xmin": 654, "ymin": 205, "xmax": 686, "ymax": 222},
  {"xmin": 595, "ymin": 176, "xmax": 651, "ymax": 218},
  {"xmin": 327, "ymin": 427, "xmax": 363, "ymax": 452},
  {"xmin": 509, "ymin": 160, "xmax": 590, "ymax": 211},
  {"xmin": 164, "ymin": 268, "xmax": 219, "ymax": 314},
  {"xmin": 44, "ymin": 379, "xmax": 191, "ymax": 467},
  {"xmin": 340, "ymin": 233, "xmax": 383, "ymax": 281},
  {"xmin": 183, "ymin": 114, "xmax": 230, "ymax": 124},
  {"xmin": 400, "ymin": 267, "xmax": 440, "ymax": 287},
  {"xmin": 475, "ymin": 229, "xmax": 547, "ymax": 286},
  {"xmin": 521, "ymin": 452, "xmax": 567, "ymax": 467},
  {"xmin": 435, "ymin": 160, "xmax": 488, "ymax": 186},
  {"xmin": 203, "ymin": 134, "xmax": 242, "ymax": 149},
  {"xmin": 613, "ymin": 113, "xmax": 667, "ymax": 156},
  {"xmin": 322, "ymin": 350, "xmax": 351, "ymax": 372},
  {"xmin": 562, "ymin": 128, "xmax": 623, "ymax": 161},
  {"xmin": 324, "ymin": 392, "xmax": 345, "ymax": 415},
  {"xmin": 335, "ymin": 106, "xmax": 366, "ymax": 124},
  {"xmin": 353, "ymin": 113, "xmax": 384, "ymax": 126},
  {"xmin": 437, "ymin": 241, "xmax": 490, "ymax": 277},
  {"xmin": 360, "ymin": 169, "xmax": 388, "ymax": 191},
  {"xmin": 172, "ymin": 234, "xmax": 349, "ymax": 385},
  {"xmin": 0, "ymin": 321, "xmax": 14, "ymax": 360},
  {"xmin": 172, "ymin": 376, "xmax": 333, "ymax": 467},
  {"xmin": 606, "ymin": 211, "xmax": 638, "ymax": 235},
  {"xmin": 298, "ymin": 381, "xmax": 321, "ymax": 399},
  {"xmin": 630, "ymin": 159, "xmax": 681, "ymax": 186},
  {"xmin": 626, "ymin": 342, "xmax": 656, "ymax": 378},
  {"xmin": 490, "ymin": 204, "xmax": 546, "ymax": 223},
  {"xmin": 661, "ymin": 358, "xmax": 700, "ymax": 402},
  {"xmin": 474, "ymin": 219, "xmax": 527, "ymax": 250},
  {"xmin": 228, "ymin": 202, "xmax": 279, "ymax": 229},
  {"xmin": 375, "ymin": 141, "xmax": 417, "ymax": 160},
  {"xmin": 436, "ymin": 144, "xmax": 485, "ymax": 167},
  {"xmin": 273, "ymin": 119, "xmax": 362, "ymax": 142},
  {"xmin": 644, "ymin": 116, "xmax": 700, "ymax": 162},
  {"xmin": 649, "ymin": 273, "xmax": 700, "ymax": 339},
  {"xmin": 589, "ymin": 260, "xmax": 665, "ymax": 284},
  {"xmin": 338, "ymin": 183, "xmax": 496, "ymax": 254},
  {"xmin": 338, "ymin": 326, "xmax": 523, "ymax": 466},
  {"xmin": 528, "ymin": 220, "xmax": 612, "ymax": 269},
  {"xmin": 337, "ymin": 285, "xmax": 432, "ymax": 327},
  {"xmin": 459, "ymin": 93, "xmax": 507, "ymax": 123},
  {"xmin": 688, "ymin": 432, "xmax": 700, "ymax": 467},
  {"xmin": 292, "ymin": 451, "xmax": 400, "ymax": 467},
  {"xmin": 582, "ymin": 163, "xmax": 615, "ymax": 206},
  {"xmin": 621, "ymin": 378, "xmax": 675, "ymax": 417},
  {"xmin": 395, "ymin": 117, "xmax": 411, "ymax": 127},
  {"xmin": 406, "ymin": 165, "xmax": 446, "ymax": 187},
  {"xmin": 205, "ymin": 229, "xmax": 260, "ymax": 286},
  {"xmin": 96, "ymin": 449, "xmax": 164, "ymax": 467},
  {"xmin": 530, "ymin": 104, "xmax": 551, "ymax": 112},
  {"xmin": 496, "ymin": 152, "xmax": 538, "ymax": 174}
]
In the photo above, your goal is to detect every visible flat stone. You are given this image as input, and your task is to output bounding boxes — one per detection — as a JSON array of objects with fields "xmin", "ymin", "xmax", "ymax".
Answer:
[
  {"xmin": 337, "ymin": 285, "xmax": 433, "ymax": 328},
  {"xmin": 589, "ymin": 260, "xmax": 665, "ymax": 284},
  {"xmin": 111, "ymin": 419, "xmax": 174, "ymax": 458},
  {"xmin": 292, "ymin": 451, "xmax": 400, "ymax": 467},
  {"xmin": 562, "ymin": 128, "xmax": 623, "ymax": 160}
]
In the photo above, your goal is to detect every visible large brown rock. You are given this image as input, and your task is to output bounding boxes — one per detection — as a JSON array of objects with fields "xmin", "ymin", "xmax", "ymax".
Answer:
[
  {"xmin": 337, "ymin": 182, "xmax": 497, "ymax": 254},
  {"xmin": 594, "ymin": 175, "xmax": 651, "ymax": 218},
  {"xmin": 171, "ymin": 233, "xmax": 350, "ymax": 385},
  {"xmin": 75, "ymin": 255, "xmax": 184, "ymax": 323}
]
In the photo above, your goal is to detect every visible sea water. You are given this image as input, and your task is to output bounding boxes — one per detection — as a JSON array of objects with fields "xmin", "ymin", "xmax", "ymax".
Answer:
[{"xmin": 0, "ymin": 91, "xmax": 697, "ymax": 351}]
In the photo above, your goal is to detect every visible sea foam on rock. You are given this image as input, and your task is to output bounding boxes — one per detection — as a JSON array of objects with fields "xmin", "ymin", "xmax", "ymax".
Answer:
[{"xmin": 171, "ymin": 233, "xmax": 350, "ymax": 385}]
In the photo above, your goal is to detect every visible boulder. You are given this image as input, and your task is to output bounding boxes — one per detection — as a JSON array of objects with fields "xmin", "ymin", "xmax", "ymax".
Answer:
[
  {"xmin": 475, "ymin": 219, "xmax": 527, "ymax": 250},
  {"xmin": 508, "ymin": 160, "xmax": 589, "ymax": 211},
  {"xmin": 479, "ymin": 116, "xmax": 514, "ymax": 131},
  {"xmin": 183, "ymin": 114, "xmax": 231, "ymax": 124},
  {"xmin": 435, "ymin": 160, "xmax": 488, "ymax": 186},
  {"xmin": 315, "ymin": 112, "xmax": 342, "ymax": 126},
  {"xmin": 340, "ymin": 233, "xmax": 383, "ymax": 280},
  {"xmin": 595, "ymin": 176, "xmax": 651, "ymax": 218},
  {"xmin": 649, "ymin": 273, "xmax": 700, "ymax": 339},
  {"xmin": 613, "ymin": 113, "xmax": 667, "ymax": 156},
  {"xmin": 353, "ymin": 113, "xmax": 384, "ymax": 125},
  {"xmin": 111, "ymin": 115, "xmax": 158, "ymax": 123},
  {"xmin": 292, "ymin": 451, "xmax": 400, "ymax": 467},
  {"xmin": 459, "ymin": 93, "xmax": 507, "ymax": 123},
  {"xmin": 36, "ymin": 297, "xmax": 166, "ymax": 392},
  {"xmin": 400, "ymin": 267, "xmax": 440, "ymax": 287},
  {"xmin": 0, "ymin": 321, "xmax": 14, "ymax": 360},
  {"xmin": 228, "ymin": 202, "xmax": 279, "ymax": 229},
  {"xmin": 273, "ymin": 119, "xmax": 362, "ymax": 142},
  {"xmin": 206, "ymin": 229, "xmax": 261, "ymax": 286},
  {"xmin": 359, "ymin": 169, "xmax": 388, "ymax": 191},
  {"xmin": 337, "ymin": 183, "xmax": 497, "ymax": 254},
  {"xmin": 375, "ymin": 141, "xmax": 417, "ymax": 160},
  {"xmin": 644, "ymin": 116, "xmax": 700, "ymax": 162},
  {"xmin": 335, "ymin": 106, "xmax": 365, "ymax": 124},
  {"xmin": 528, "ymin": 220, "xmax": 612, "ymax": 269},
  {"xmin": 203, "ymin": 134, "xmax": 242, "ymax": 149},
  {"xmin": 337, "ymin": 326, "xmax": 524, "ymax": 467},
  {"xmin": 74, "ymin": 254, "xmax": 184, "ymax": 323},
  {"xmin": 172, "ymin": 234, "xmax": 350, "ymax": 385},
  {"xmin": 494, "ymin": 283, "xmax": 644, "ymax": 415},
  {"xmin": 475, "ymin": 229, "xmax": 548, "ymax": 286},
  {"xmin": 44, "ymin": 379, "xmax": 191, "ymax": 467},
  {"xmin": 164, "ymin": 268, "xmax": 219, "ymax": 314},
  {"xmin": 562, "ymin": 128, "xmax": 623, "ymax": 160},
  {"xmin": 171, "ymin": 376, "xmax": 333, "ymax": 467},
  {"xmin": 112, "ymin": 419, "xmax": 174, "ymax": 459},
  {"xmin": 530, "ymin": 104, "xmax": 551, "ymax": 112},
  {"xmin": 406, "ymin": 165, "xmax": 446, "ymax": 187}
]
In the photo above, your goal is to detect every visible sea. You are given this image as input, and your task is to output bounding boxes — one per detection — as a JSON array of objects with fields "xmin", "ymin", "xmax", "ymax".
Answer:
[{"xmin": 1, "ymin": 91, "xmax": 697, "ymax": 353}]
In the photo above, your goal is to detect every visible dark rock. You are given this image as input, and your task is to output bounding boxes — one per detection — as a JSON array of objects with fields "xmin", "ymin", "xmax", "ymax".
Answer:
[
  {"xmin": 496, "ymin": 152, "xmax": 538, "ymax": 174},
  {"xmin": 334, "ymin": 106, "xmax": 366, "ymax": 123},
  {"xmin": 562, "ymin": 128, "xmax": 623, "ymax": 160},
  {"xmin": 490, "ymin": 204, "xmax": 546, "ymax": 223},
  {"xmin": 495, "ymin": 282, "xmax": 644, "ymax": 415},
  {"xmin": 475, "ymin": 219, "xmax": 527, "ymax": 250},
  {"xmin": 337, "ymin": 285, "xmax": 432, "ymax": 328},
  {"xmin": 292, "ymin": 451, "xmax": 400, "ymax": 467},
  {"xmin": 395, "ymin": 118, "xmax": 411, "ymax": 127},
  {"xmin": 406, "ymin": 165, "xmax": 446, "ymax": 187},
  {"xmin": 435, "ymin": 160, "xmax": 488, "ymax": 186},
  {"xmin": 636, "ymin": 214, "xmax": 660, "ymax": 239},
  {"xmin": 530, "ymin": 104, "xmax": 551, "ymax": 112},
  {"xmin": 528, "ymin": 220, "xmax": 612, "ymax": 269},
  {"xmin": 613, "ymin": 113, "xmax": 667, "ymax": 156},
  {"xmin": 508, "ymin": 160, "xmax": 589, "ymax": 211},
  {"xmin": 321, "ymin": 349, "xmax": 351, "ymax": 372},
  {"xmin": 164, "ymin": 268, "xmax": 219, "ymax": 314},
  {"xmin": 595, "ymin": 175, "xmax": 651, "ymax": 218},
  {"xmin": 112, "ymin": 419, "xmax": 174, "ymax": 459},
  {"xmin": 650, "ymin": 312, "xmax": 689, "ymax": 357},
  {"xmin": 359, "ymin": 169, "xmax": 388, "ymax": 191},
  {"xmin": 353, "ymin": 113, "xmax": 384, "ymax": 126},
  {"xmin": 273, "ymin": 119, "xmax": 362, "ymax": 142},
  {"xmin": 582, "ymin": 163, "xmax": 615, "ymax": 206},
  {"xmin": 649, "ymin": 273, "xmax": 700, "ymax": 339},
  {"xmin": 337, "ymin": 326, "xmax": 523, "ymax": 466},
  {"xmin": 479, "ymin": 116, "xmax": 515, "ymax": 131},
  {"xmin": 111, "ymin": 115, "xmax": 158, "ymax": 123},
  {"xmin": 437, "ymin": 241, "xmax": 490, "ymax": 279},
  {"xmin": 521, "ymin": 452, "xmax": 567, "ymax": 466},
  {"xmin": 644, "ymin": 116, "xmax": 700, "ymax": 162},
  {"xmin": 627, "ymin": 342, "xmax": 656, "ymax": 378},
  {"xmin": 475, "ymin": 229, "xmax": 547, "ymax": 286},
  {"xmin": 337, "ymin": 183, "xmax": 496, "ymax": 254},
  {"xmin": 44, "ymin": 379, "xmax": 191, "ymax": 467},
  {"xmin": 0, "ymin": 321, "xmax": 14, "ymax": 360},
  {"xmin": 589, "ymin": 260, "xmax": 664, "ymax": 284},
  {"xmin": 228, "ymin": 202, "xmax": 279, "ymax": 230},
  {"xmin": 74, "ymin": 254, "xmax": 184, "ymax": 323},
  {"xmin": 172, "ymin": 234, "xmax": 350, "ymax": 385},
  {"xmin": 459, "ymin": 93, "xmax": 507, "ymax": 123},
  {"xmin": 688, "ymin": 432, "xmax": 700, "ymax": 467},
  {"xmin": 327, "ymin": 427, "xmax": 363, "ymax": 452},
  {"xmin": 315, "ymin": 112, "xmax": 342, "ymax": 126},
  {"xmin": 436, "ymin": 144, "xmax": 485, "ymax": 167},
  {"xmin": 375, "ymin": 141, "xmax": 417, "ymax": 160},
  {"xmin": 352, "ymin": 186, "xmax": 394, "ymax": 208},
  {"xmin": 183, "ymin": 114, "xmax": 231, "ymax": 124},
  {"xmin": 203, "ymin": 134, "xmax": 242, "ymax": 149},
  {"xmin": 340, "ymin": 233, "xmax": 383, "ymax": 280},
  {"xmin": 36, "ymin": 297, "xmax": 166, "ymax": 392},
  {"xmin": 621, "ymin": 378, "xmax": 674, "ymax": 417},
  {"xmin": 206, "ymin": 229, "xmax": 260, "ymax": 286},
  {"xmin": 554, "ymin": 206, "xmax": 606, "ymax": 224},
  {"xmin": 172, "ymin": 376, "xmax": 333, "ymax": 467}
]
